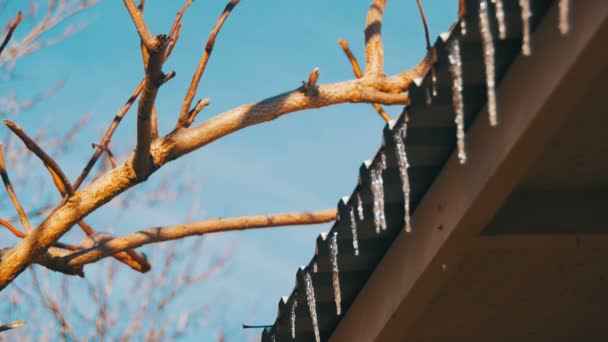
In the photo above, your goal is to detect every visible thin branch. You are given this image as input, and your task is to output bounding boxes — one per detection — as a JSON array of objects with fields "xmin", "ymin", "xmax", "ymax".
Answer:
[
  {"xmin": 177, "ymin": 0, "xmax": 240, "ymax": 127},
  {"xmin": 0, "ymin": 218, "xmax": 26, "ymax": 238},
  {"xmin": 3, "ymin": 120, "xmax": 73, "ymax": 196},
  {"xmin": 338, "ymin": 39, "xmax": 391, "ymax": 122},
  {"xmin": 122, "ymin": 0, "xmax": 155, "ymax": 50},
  {"xmin": 186, "ymin": 98, "xmax": 211, "ymax": 127},
  {"xmin": 365, "ymin": 0, "xmax": 387, "ymax": 76},
  {"xmin": 91, "ymin": 143, "xmax": 116, "ymax": 168},
  {"xmin": 0, "ymin": 11, "xmax": 22, "ymax": 57},
  {"xmin": 168, "ymin": 0, "xmax": 194, "ymax": 41},
  {"xmin": 73, "ymin": 80, "xmax": 144, "ymax": 190},
  {"xmin": 63, "ymin": 209, "xmax": 337, "ymax": 268},
  {"xmin": 0, "ymin": 143, "xmax": 32, "ymax": 232},
  {"xmin": 416, "ymin": 0, "xmax": 431, "ymax": 51},
  {"xmin": 0, "ymin": 320, "xmax": 25, "ymax": 333}
]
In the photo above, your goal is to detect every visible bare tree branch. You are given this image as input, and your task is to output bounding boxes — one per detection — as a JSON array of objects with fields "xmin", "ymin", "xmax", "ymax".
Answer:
[
  {"xmin": 62, "ymin": 209, "xmax": 337, "ymax": 269},
  {"xmin": 122, "ymin": 0, "xmax": 155, "ymax": 50},
  {"xmin": 0, "ymin": 0, "xmax": 437, "ymax": 291},
  {"xmin": 416, "ymin": 0, "xmax": 431, "ymax": 51},
  {"xmin": 365, "ymin": 0, "xmax": 387, "ymax": 76},
  {"xmin": 133, "ymin": 34, "xmax": 169, "ymax": 177},
  {"xmin": 3, "ymin": 120, "xmax": 73, "ymax": 196},
  {"xmin": 177, "ymin": 0, "xmax": 240, "ymax": 128},
  {"xmin": 0, "ymin": 320, "xmax": 25, "ymax": 333},
  {"xmin": 0, "ymin": 11, "xmax": 22, "ymax": 57},
  {"xmin": 338, "ymin": 38, "xmax": 391, "ymax": 122}
]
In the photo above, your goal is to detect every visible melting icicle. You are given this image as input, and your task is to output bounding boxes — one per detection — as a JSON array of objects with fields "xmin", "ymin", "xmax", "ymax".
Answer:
[
  {"xmin": 349, "ymin": 206, "xmax": 359, "ymax": 256},
  {"xmin": 448, "ymin": 39, "xmax": 466, "ymax": 164},
  {"xmin": 393, "ymin": 125, "xmax": 411, "ymax": 233},
  {"xmin": 479, "ymin": 0, "xmax": 498, "ymax": 127},
  {"xmin": 329, "ymin": 232, "xmax": 341, "ymax": 315},
  {"xmin": 519, "ymin": 0, "xmax": 532, "ymax": 56},
  {"xmin": 304, "ymin": 272, "xmax": 320, "ymax": 342},
  {"xmin": 290, "ymin": 297, "xmax": 298, "ymax": 339},
  {"xmin": 425, "ymin": 87, "xmax": 432, "ymax": 105},
  {"xmin": 356, "ymin": 193, "xmax": 364, "ymax": 221},
  {"xmin": 431, "ymin": 69, "xmax": 438, "ymax": 96},
  {"xmin": 371, "ymin": 153, "xmax": 387, "ymax": 233},
  {"xmin": 558, "ymin": 0, "xmax": 570, "ymax": 35},
  {"xmin": 493, "ymin": 0, "xmax": 507, "ymax": 40}
]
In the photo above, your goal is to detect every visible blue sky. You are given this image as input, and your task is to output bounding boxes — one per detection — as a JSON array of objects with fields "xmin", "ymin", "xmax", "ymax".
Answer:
[{"xmin": 1, "ymin": 1, "xmax": 457, "ymax": 340}]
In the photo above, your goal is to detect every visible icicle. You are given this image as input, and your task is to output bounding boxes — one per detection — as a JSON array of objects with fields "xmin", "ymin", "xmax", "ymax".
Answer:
[
  {"xmin": 371, "ymin": 153, "xmax": 387, "ymax": 233},
  {"xmin": 558, "ymin": 0, "xmax": 570, "ymax": 35},
  {"xmin": 393, "ymin": 127, "xmax": 411, "ymax": 233},
  {"xmin": 328, "ymin": 232, "xmax": 341, "ymax": 315},
  {"xmin": 460, "ymin": 18, "xmax": 467, "ymax": 36},
  {"xmin": 480, "ymin": 0, "xmax": 498, "ymax": 127},
  {"xmin": 290, "ymin": 297, "xmax": 298, "ymax": 339},
  {"xmin": 431, "ymin": 68, "xmax": 438, "ymax": 96},
  {"xmin": 311, "ymin": 262, "xmax": 318, "ymax": 273},
  {"xmin": 493, "ymin": 0, "xmax": 507, "ymax": 40},
  {"xmin": 448, "ymin": 39, "xmax": 466, "ymax": 164},
  {"xmin": 304, "ymin": 272, "xmax": 320, "ymax": 342},
  {"xmin": 356, "ymin": 193, "xmax": 364, "ymax": 221},
  {"xmin": 519, "ymin": 0, "xmax": 532, "ymax": 56},
  {"xmin": 425, "ymin": 87, "xmax": 432, "ymax": 105},
  {"xmin": 349, "ymin": 206, "xmax": 359, "ymax": 256}
]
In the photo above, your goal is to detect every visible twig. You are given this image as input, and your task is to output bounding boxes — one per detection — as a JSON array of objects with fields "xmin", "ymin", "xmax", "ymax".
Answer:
[
  {"xmin": 302, "ymin": 67, "xmax": 320, "ymax": 96},
  {"xmin": 365, "ymin": 0, "xmax": 387, "ymax": 76},
  {"xmin": 91, "ymin": 143, "xmax": 116, "ymax": 168},
  {"xmin": 177, "ymin": 0, "xmax": 240, "ymax": 127},
  {"xmin": 186, "ymin": 98, "xmax": 211, "ymax": 127},
  {"xmin": 168, "ymin": 0, "xmax": 194, "ymax": 41},
  {"xmin": 338, "ymin": 39, "xmax": 391, "ymax": 122},
  {"xmin": 0, "ymin": 143, "xmax": 32, "ymax": 232},
  {"xmin": 0, "ymin": 320, "xmax": 25, "ymax": 333},
  {"xmin": 0, "ymin": 218, "xmax": 26, "ymax": 238},
  {"xmin": 416, "ymin": 0, "xmax": 431, "ymax": 51},
  {"xmin": 3, "ymin": 120, "xmax": 73, "ymax": 196},
  {"xmin": 73, "ymin": 80, "xmax": 144, "ymax": 190},
  {"xmin": 0, "ymin": 11, "xmax": 22, "ymax": 57},
  {"xmin": 63, "ymin": 209, "xmax": 337, "ymax": 268}
]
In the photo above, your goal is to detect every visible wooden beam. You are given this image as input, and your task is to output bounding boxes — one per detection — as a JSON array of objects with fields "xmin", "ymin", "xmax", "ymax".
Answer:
[
  {"xmin": 331, "ymin": 1, "xmax": 608, "ymax": 341},
  {"xmin": 484, "ymin": 189, "xmax": 608, "ymax": 235}
]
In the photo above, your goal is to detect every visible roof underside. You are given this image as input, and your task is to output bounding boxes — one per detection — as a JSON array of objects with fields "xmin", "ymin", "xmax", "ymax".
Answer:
[{"xmin": 259, "ymin": 0, "xmax": 603, "ymax": 340}]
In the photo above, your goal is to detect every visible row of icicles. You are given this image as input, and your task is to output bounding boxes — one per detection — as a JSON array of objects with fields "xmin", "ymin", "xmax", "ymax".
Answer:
[
  {"xmin": 277, "ymin": 1, "xmax": 572, "ymax": 340},
  {"xmin": 286, "ymin": 120, "xmax": 410, "ymax": 342},
  {"xmin": 445, "ymin": 0, "xmax": 572, "ymax": 164}
]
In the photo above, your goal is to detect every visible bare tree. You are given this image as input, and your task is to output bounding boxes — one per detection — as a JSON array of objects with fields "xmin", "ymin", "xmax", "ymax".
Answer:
[{"xmin": 0, "ymin": 0, "xmax": 447, "ymax": 333}]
